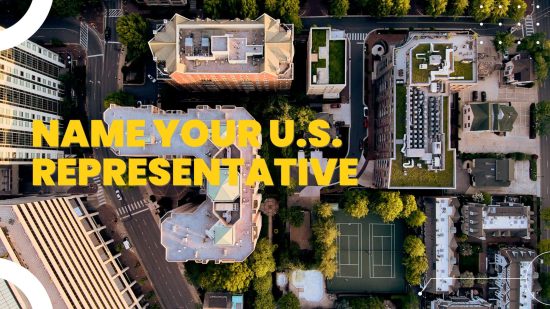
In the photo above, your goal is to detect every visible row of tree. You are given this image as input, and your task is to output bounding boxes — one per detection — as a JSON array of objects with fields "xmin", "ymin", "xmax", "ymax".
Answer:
[
  {"xmin": 535, "ymin": 101, "xmax": 550, "ymax": 135},
  {"xmin": 402, "ymin": 235, "xmax": 429, "ymax": 285},
  {"xmin": 459, "ymin": 271, "xmax": 488, "ymax": 287},
  {"xmin": 312, "ymin": 203, "xmax": 339, "ymax": 279},
  {"xmin": 204, "ymin": 0, "xmax": 302, "ymax": 30},
  {"xmin": 341, "ymin": 190, "xmax": 426, "ymax": 228},
  {"xmin": 340, "ymin": 0, "xmax": 527, "ymax": 20},
  {"xmin": 117, "ymin": 13, "xmax": 150, "ymax": 61}
]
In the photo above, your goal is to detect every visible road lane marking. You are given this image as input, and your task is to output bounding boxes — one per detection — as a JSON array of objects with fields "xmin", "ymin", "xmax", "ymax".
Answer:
[{"xmin": 88, "ymin": 54, "xmax": 104, "ymax": 58}]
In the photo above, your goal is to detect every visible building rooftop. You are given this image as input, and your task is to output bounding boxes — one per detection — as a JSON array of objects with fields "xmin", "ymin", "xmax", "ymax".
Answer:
[
  {"xmin": 430, "ymin": 297, "xmax": 493, "ymax": 309},
  {"xmin": 465, "ymin": 102, "xmax": 518, "ymax": 132},
  {"xmin": 149, "ymin": 14, "xmax": 294, "ymax": 80},
  {"xmin": 471, "ymin": 158, "xmax": 515, "ymax": 187},
  {"xmin": 104, "ymin": 105, "xmax": 262, "ymax": 263},
  {"xmin": 462, "ymin": 202, "xmax": 533, "ymax": 240},
  {"xmin": 308, "ymin": 27, "xmax": 347, "ymax": 86},
  {"xmin": 504, "ymin": 53, "xmax": 535, "ymax": 85}
]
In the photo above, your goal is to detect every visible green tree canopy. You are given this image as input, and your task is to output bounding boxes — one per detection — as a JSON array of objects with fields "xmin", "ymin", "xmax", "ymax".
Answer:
[
  {"xmin": 104, "ymin": 91, "xmax": 135, "ymax": 109},
  {"xmin": 348, "ymin": 296, "xmax": 384, "ymax": 309},
  {"xmin": 278, "ymin": 292, "xmax": 300, "ymax": 309},
  {"xmin": 293, "ymin": 106, "xmax": 316, "ymax": 132},
  {"xmin": 370, "ymin": 0, "xmax": 393, "ymax": 17},
  {"xmin": 426, "ymin": 0, "xmax": 448, "ymax": 16},
  {"xmin": 330, "ymin": 0, "xmax": 349, "ymax": 17},
  {"xmin": 198, "ymin": 262, "xmax": 254, "ymax": 292},
  {"xmin": 240, "ymin": 0, "xmax": 258, "ymax": 18},
  {"xmin": 280, "ymin": 207, "xmax": 305, "ymax": 227},
  {"xmin": 117, "ymin": 13, "xmax": 149, "ymax": 60},
  {"xmin": 401, "ymin": 195, "xmax": 417, "ymax": 218},
  {"xmin": 373, "ymin": 191, "xmax": 404, "ymax": 223},
  {"xmin": 313, "ymin": 219, "xmax": 339, "ymax": 248},
  {"xmin": 343, "ymin": 190, "xmax": 369, "ymax": 219},
  {"xmin": 541, "ymin": 208, "xmax": 550, "ymax": 224},
  {"xmin": 315, "ymin": 202, "xmax": 334, "ymax": 219},
  {"xmin": 253, "ymin": 274, "xmax": 272, "ymax": 294},
  {"xmin": 403, "ymin": 255, "xmax": 428, "ymax": 285},
  {"xmin": 460, "ymin": 271, "xmax": 475, "ymax": 288},
  {"xmin": 459, "ymin": 242, "xmax": 473, "ymax": 256},
  {"xmin": 508, "ymin": 0, "xmax": 527, "ymax": 21},
  {"xmin": 493, "ymin": 32, "xmax": 515, "ymax": 54},
  {"xmin": 536, "ymin": 101, "xmax": 550, "ymax": 135},
  {"xmin": 470, "ymin": 0, "xmax": 494, "ymax": 21},
  {"xmin": 250, "ymin": 239, "xmax": 276, "ymax": 277},
  {"xmin": 447, "ymin": 0, "xmax": 469, "ymax": 16},
  {"xmin": 518, "ymin": 33, "xmax": 550, "ymax": 83},
  {"xmin": 406, "ymin": 210, "xmax": 427, "ymax": 228},
  {"xmin": 403, "ymin": 235, "xmax": 426, "ymax": 257},
  {"xmin": 476, "ymin": 273, "xmax": 488, "ymax": 285},
  {"xmin": 255, "ymin": 293, "xmax": 275, "ymax": 309},
  {"xmin": 392, "ymin": 0, "xmax": 411, "ymax": 15}
]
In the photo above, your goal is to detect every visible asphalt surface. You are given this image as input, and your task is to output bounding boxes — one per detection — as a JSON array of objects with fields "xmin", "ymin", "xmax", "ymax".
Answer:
[{"xmin": 33, "ymin": 5, "xmax": 198, "ymax": 309}]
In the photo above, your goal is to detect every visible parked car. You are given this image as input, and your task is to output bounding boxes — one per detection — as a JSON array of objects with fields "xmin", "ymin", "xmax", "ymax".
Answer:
[
  {"xmin": 363, "ymin": 106, "xmax": 369, "ymax": 117},
  {"xmin": 472, "ymin": 91, "xmax": 478, "ymax": 102},
  {"xmin": 115, "ymin": 189, "xmax": 123, "ymax": 201},
  {"xmin": 104, "ymin": 27, "xmax": 111, "ymax": 41},
  {"xmin": 330, "ymin": 103, "xmax": 341, "ymax": 108},
  {"xmin": 481, "ymin": 91, "xmax": 487, "ymax": 102},
  {"xmin": 122, "ymin": 237, "xmax": 132, "ymax": 250},
  {"xmin": 147, "ymin": 74, "xmax": 157, "ymax": 83}
]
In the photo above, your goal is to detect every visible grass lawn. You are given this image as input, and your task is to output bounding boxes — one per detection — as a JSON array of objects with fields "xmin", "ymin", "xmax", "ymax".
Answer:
[
  {"xmin": 459, "ymin": 244, "xmax": 481, "ymax": 273},
  {"xmin": 395, "ymin": 85, "xmax": 407, "ymax": 138},
  {"xmin": 411, "ymin": 44, "xmax": 431, "ymax": 84},
  {"xmin": 451, "ymin": 61, "xmax": 474, "ymax": 80},
  {"xmin": 312, "ymin": 29, "xmax": 327, "ymax": 53},
  {"xmin": 329, "ymin": 40, "xmax": 345, "ymax": 84},
  {"xmin": 390, "ymin": 98, "xmax": 455, "ymax": 188},
  {"xmin": 311, "ymin": 58, "xmax": 326, "ymax": 79}
]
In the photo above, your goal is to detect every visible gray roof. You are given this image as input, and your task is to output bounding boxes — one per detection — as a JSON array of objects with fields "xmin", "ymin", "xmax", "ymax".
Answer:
[
  {"xmin": 470, "ymin": 103, "xmax": 517, "ymax": 132},
  {"xmin": 471, "ymin": 158, "xmax": 514, "ymax": 187}
]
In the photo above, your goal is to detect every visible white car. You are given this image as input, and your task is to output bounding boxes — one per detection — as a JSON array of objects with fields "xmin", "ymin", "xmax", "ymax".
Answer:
[
  {"xmin": 147, "ymin": 74, "xmax": 157, "ymax": 83},
  {"xmin": 115, "ymin": 189, "xmax": 123, "ymax": 201},
  {"xmin": 122, "ymin": 237, "xmax": 132, "ymax": 250},
  {"xmin": 363, "ymin": 106, "xmax": 369, "ymax": 117}
]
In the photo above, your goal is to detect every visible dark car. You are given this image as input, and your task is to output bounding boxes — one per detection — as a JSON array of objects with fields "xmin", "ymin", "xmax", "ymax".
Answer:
[
  {"xmin": 105, "ymin": 27, "xmax": 112, "ymax": 41},
  {"xmin": 472, "ymin": 91, "xmax": 478, "ymax": 102},
  {"xmin": 481, "ymin": 91, "xmax": 487, "ymax": 102},
  {"xmin": 330, "ymin": 103, "xmax": 341, "ymax": 108}
]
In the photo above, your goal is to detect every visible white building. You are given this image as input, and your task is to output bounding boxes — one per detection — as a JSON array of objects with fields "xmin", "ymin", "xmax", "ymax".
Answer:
[
  {"xmin": 306, "ymin": 27, "xmax": 347, "ymax": 99},
  {"xmin": 431, "ymin": 297, "xmax": 493, "ymax": 309},
  {"xmin": 491, "ymin": 247, "xmax": 539, "ymax": 309},
  {"xmin": 0, "ymin": 32, "xmax": 65, "ymax": 164},
  {"xmin": 462, "ymin": 202, "xmax": 533, "ymax": 240}
]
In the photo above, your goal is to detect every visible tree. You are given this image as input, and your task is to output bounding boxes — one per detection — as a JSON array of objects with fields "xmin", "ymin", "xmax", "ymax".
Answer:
[
  {"xmin": 330, "ymin": 0, "xmax": 349, "ymax": 17},
  {"xmin": 541, "ymin": 208, "xmax": 550, "ymax": 225},
  {"xmin": 538, "ymin": 239, "xmax": 550, "ymax": 265},
  {"xmin": 293, "ymin": 106, "xmax": 316, "ymax": 132},
  {"xmin": 264, "ymin": 0, "xmax": 278, "ymax": 15},
  {"xmin": 281, "ymin": 207, "xmax": 304, "ymax": 227},
  {"xmin": 403, "ymin": 236, "xmax": 426, "ymax": 257},
  {"xmin": 459, "ymin": 242, "xmax": 473, "ymax": 256},
  {"xmin": 313, "ymin": 220, "xmax": 339, "ymax": 248},
  {"xmin": 493, "ymin": 32, "xmax": 515, "ymax": 54},
  {"xmin": 426, "ymin": 0, "xmax": 448, "ymax": 16},
  {"xmin": 240, "ymin": 0, "xmax": 258, "ymax": 19},
  {"xmin": 403, "ymin": 255, "xmax": 428, "ymax": 285},
  {"xmin": 104, "ymin": 91, "xmax": 135, "ymax": 109},
  {"xmin": 536, "ymin": 101, "xmax": 550, "ymax": 135},
  {"xmin": 198, "ymin": 262, "xmax": 254, "ymax": 292},
  {"xmin": 447, "ymin": 0, "xmax": 469, "ymax": 16},
  {"xmin": 470, "ymin": 0, "xmax": 494, "ymax": 21},
  {"xmin": 349, "ymin": 297, "xmax": 384, "ymax": 309},
  {"xmin": 406, "ymin": 210, "xmax": 427, "ymax": 228},
  {"xmin": 204, "ymin": 0, "xmax": 223, "ymax": 18},
  {"xmin": 460, "ymin": 271, "xmax": 475, "ymax": 288},
  {"xmin": 268, "ymin": 0, "xmax": 302, "ymax": 31},
  {"xmin": 255, "ymin": 293, "xmax": 276, "ymax": 309},
  {"xmin": 315, "ymin": 202, "xmax": 334, "ymax": 219},
  {"xmin": 278, "ymin": 292, "xmax": 300, "ymax": 309},
  {"xmin": 253, "ymin": 274, "xmax": 272, "ymax": 294},
  {"xmin": 476, "ymin": 273, "xmax": 488, "ymax": 285},
  {"xmin": 52, "ymin": 0, "xmax": 83, "ymax": 16},
  {"xmin": 482, "ymin": 192, "xmax": 492, "ymax": 205},
  {"xmin": 491, "ymin": 0, "xmax": 510, "ymax": 21},
  {"xmin": 373, "ymin": 191, "xmax": 404, "ymax": 223},
  {"xmin": 343, "ymin": 190, "xmax": 369, "ymax": 219},
  {"xmin": 392, "ymin": 0, "xmax": 411, "ymax": 15},
  {"xmin": 401, "ymin": 195, "xmax": 417, "ymax": 218},
  {"xmin": 250, "ymin": 239, "xmax": 276, "ymax": 277},
  {"xmin": 117, "ymin": 13, "xmax": 149, "ymax": 60},
  {"xmin": 508, "ymin": 0, "xmax": 527, "ymax": 21},
  {"xmin": 370, "ymin": 0, "xmax": 393, "ymax": 17}
]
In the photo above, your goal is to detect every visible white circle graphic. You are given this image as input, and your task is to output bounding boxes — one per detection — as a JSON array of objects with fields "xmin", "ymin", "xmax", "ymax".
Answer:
[
  {"xmin": 0, "ymin": 0, "xmax": 53, "ymax": 51},
  {"xmin": 0, "ymin": 258, "xmax": 52, "ymax": 309}
]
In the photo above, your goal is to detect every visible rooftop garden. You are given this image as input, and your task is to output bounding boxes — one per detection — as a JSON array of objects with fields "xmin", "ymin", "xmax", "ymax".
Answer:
[
  {"xmin": 311, "ymin": 29, "xmax": 327, "ymax": 53},
  {"xmin": 411, "ymin": 43, "xmax": 452, "ymax": 84},
  {"xmin": 311, "ymin": 58, "xmax": 326, "ymax": 80},
  {"xmin": 450, "ymin": 60, "xmax": 474, "ymax": 81},
  {"xmin": 329, "ymin": 40, "xmax": 345, "ymax": 84},
  {"xmin": 390, "ymin": 97, "xmax": 455, "ymax": 188},
  {"xmin": 395, "ymin": 85, "xmax": 407, "ymax": 138}
]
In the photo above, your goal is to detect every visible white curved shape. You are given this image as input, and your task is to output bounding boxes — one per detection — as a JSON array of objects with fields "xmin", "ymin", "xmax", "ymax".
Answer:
[
  {"xmin": 0, "ymin": 258, "xmax": 52, "ymax": 309},
  {"xmin": 0, "ymin": 0, "xmax": 53, "ymax": 51}
]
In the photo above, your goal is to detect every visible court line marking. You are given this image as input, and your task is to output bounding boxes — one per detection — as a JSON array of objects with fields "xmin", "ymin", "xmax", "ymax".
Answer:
[
  {"xmin": 369, "ymin": 223, "xmax": 396, "ymax": 279},
  {"xmin": 336, "ymin": 222, "xmax": 362, "ymax": 279}
]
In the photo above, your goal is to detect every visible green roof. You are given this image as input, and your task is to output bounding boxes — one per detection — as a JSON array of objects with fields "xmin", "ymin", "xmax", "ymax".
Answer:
[
  {"xmin": 494, "ymin": 104, "xmax": 518, "ymax": 132},
  {"xmin": 470, "ymin": 103, "xmax": 517, "ymax": 132},
  {"xmin": 470, "ymin": 103, "xmax": 490, "ymax": 131}
]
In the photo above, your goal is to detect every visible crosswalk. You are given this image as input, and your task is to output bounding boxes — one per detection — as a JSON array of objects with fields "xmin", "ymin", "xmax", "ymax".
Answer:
[
  {"xmin": 347, "ymin": 33, "xmax": 367, "ymax": 41},
  {"xmin": 93, "ymin": 176, "xmax": 106, "ymax": 206},
  {"xmin": 117, "ymin": 200, "xmax": 149, "ymax": 218},
  {"xmin": 524, "ymin": 15, "xmax": 535, "ymax": 36},
  {"xmin": 80, "ymin": 22, "xmax": 89, "ymax": 51},
  {"xmin": 108, "ymin": 9, "xmax": 123, "ymax": 18}
]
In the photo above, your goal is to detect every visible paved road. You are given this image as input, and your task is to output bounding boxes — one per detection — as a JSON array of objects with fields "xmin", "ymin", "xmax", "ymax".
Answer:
[{"xmin": 33, "ymin": 7, "xmax": 199, "ymax": 309}]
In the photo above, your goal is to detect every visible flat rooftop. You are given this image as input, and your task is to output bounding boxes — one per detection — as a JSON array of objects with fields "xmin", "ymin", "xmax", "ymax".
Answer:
[{"xmin": 149, "ymin": 14, "xmax": 294, "ymax": 79}]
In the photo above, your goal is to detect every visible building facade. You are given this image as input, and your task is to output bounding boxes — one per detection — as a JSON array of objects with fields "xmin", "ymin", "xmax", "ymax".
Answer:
[
  {"xmin": 149, "ymin": 14, "xmax": 294, "ymax": 92},
  {"xmin": 306, "ymin": 27, "xmax": 347, "ymax": 99},
  {"xmin": 461, "ymin": 202, "xmax": 533, "ymax": 240},
  {"xmin": 0, "ymin": 33, "xmax": 65, "ymax": 164},
  {"xmin": 103, "ymin": 104, "xmax": 262, "ymax": 263},
  {"xmin": 0, "ymin": 195, "xmax": 144, "ymax": 308}
]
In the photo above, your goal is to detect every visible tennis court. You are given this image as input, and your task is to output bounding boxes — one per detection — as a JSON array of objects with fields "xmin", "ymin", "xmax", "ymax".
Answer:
[{"xmin": 327, "ymin": 211, "xmax": 406, "ymax": 293}]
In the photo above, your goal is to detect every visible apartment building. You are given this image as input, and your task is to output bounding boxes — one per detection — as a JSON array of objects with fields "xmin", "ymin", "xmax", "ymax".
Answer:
[
  {"xmin": 306, "ymin": 27, "xmax": 347, "ymax": 99},
  {"xmin": 461, "ymin": 202, "xmax": 533, "ymax": 240},
  {"xmin": 424, "ymin": 197, "xmax": 460, "ymax": 294},
  {"xmin": 431, "ymin": 297, "xmax": 493, "ymax": 309},
  {"xmin": 103, "ymin": 104, "xmax": 262, "ymax": 263},
  {"xmin": 0, "ymin": 195, "xmax": 144, "ymax": 308},
  {"xmin": 0, "ymin": 31, "xmax": 65, "ymax": 164},
  {"xmin": 372, "ymin": 31, "xmax": 478, "ymax": 189},
  {"xmin": 490, "ymin": 247, "xmax": 540, "ymax": 309},
  {"xmin": 149, "ymin": 14, "xmax": 294, "ymax": 92}
]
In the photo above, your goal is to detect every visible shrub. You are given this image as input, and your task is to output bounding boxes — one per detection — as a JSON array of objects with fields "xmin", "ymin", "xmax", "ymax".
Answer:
[{"xmin": 530, "ymin": 158, "xmax": 538, "ymax": 181}]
